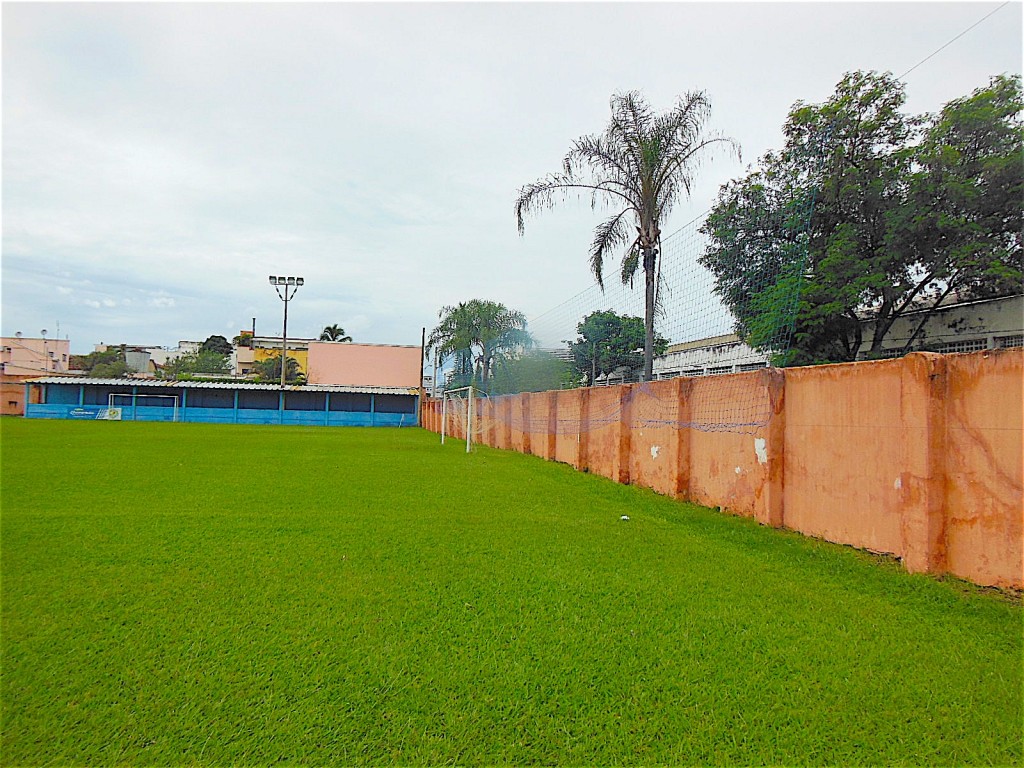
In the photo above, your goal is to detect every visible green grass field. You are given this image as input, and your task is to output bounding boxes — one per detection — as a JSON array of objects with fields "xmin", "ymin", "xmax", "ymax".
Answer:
[{"xmin": 1, "ymin": 419, "xmax": 1020, "ymax": 765}]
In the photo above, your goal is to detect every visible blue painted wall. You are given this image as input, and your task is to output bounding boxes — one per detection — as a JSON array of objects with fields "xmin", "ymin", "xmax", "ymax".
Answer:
[{"xmin": 24, "ymin": 383, "xmax": 419, "ymax": 427}]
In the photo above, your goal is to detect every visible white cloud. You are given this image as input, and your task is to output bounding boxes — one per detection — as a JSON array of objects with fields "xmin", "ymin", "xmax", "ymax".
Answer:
[{"xmin": 2, "ymin": 2, "xmax": 1020, "ymax": 353}]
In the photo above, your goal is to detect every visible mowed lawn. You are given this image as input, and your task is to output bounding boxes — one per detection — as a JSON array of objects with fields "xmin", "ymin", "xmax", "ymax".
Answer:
[{"xmin": 1, "ymin": 419, "xmax": 1020, "ymax": 766}]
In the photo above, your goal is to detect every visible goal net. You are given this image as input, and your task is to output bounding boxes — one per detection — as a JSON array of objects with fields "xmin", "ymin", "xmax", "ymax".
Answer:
[
  {"xmin": 441, "ymin": 386, "xmax": 486, "ymax": 452},
  {"xmin": 108, "ymin": 393, "xmax": 181, "ymax": 422}
]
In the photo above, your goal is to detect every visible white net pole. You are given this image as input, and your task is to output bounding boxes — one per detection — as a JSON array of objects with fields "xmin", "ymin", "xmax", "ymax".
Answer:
[{"xmin": 466, "ymin": 386, "xmax": 472, "ymax": 454}]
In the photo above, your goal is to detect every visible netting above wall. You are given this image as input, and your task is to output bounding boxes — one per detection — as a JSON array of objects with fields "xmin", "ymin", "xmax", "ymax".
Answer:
[
  {"xmin": 525, "ymin": 210, "xmax": 735, "ymax": 351},
  {"xmin": 426, "ymin": 371, "xmax": 779, "ymax": 440},
  {"xmin": 433, "ymin": 198, "xmax": 809, "ymax": 432}
]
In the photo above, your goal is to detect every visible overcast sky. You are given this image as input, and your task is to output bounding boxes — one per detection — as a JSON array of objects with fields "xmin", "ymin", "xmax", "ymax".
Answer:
[{"xmin": 3, "ymin": 1, "xmax": 1021, "ymax": 354}]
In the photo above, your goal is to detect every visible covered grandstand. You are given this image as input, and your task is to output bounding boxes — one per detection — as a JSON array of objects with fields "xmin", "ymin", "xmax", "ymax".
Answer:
[{"xmin": 23, "ymin": 377, "xmax": 419, "ymax": 427}]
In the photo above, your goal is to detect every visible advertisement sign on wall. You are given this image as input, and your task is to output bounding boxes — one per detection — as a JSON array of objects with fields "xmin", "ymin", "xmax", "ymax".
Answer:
[{"xmin": 68, "ymin": 407, "xmax": 122, "ymax": 420}]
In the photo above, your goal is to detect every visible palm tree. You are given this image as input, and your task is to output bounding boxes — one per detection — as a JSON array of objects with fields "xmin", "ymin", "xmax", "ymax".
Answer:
[
  {"xmin": 515, "ymin": 91, "xmax": 739, "ymax": 380},
  {"xmin": 426, "ymin": 299, "xmax": 531, "ymax": 391},
  {"xmin": 319, "ymin": 324, "xmax": 352, "ymax": 342}
]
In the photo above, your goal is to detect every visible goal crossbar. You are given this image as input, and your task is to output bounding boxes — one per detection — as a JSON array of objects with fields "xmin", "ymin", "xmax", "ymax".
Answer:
[{"xmin": 108, "ymin": 393, "xmax": 180, "ymax": 422}]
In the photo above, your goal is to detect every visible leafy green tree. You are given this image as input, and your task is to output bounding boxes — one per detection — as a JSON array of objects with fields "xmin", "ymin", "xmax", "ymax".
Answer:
[
  {"xmin": 233, "ymin": 332, "xmax": 254, "ymax": 348},
  {"xmin": 253, "ymin": 354, "xmax": 303, "ymax": 384},
  {"xmin": 319, "ymin": 324, "xmax": 353, "ymax": 342},
  {"xmin": 71, "ymin": 347, "xmax": 130, "ymax": 378},
  {"xmin": 569, "ymin": 310, "xmax": 668, "ymax": 385},
  {"xmin": 701, "ymin": 71, "xmax": 1022, "ymax": 365},
  {"xmin": 162, "ymin": 350, "xmax": 232, "ymax": 378},
  {"xmin": 516, "ymin": 90, "xmax": 738, "ymax": 380},
  {"xmin": 426, "ymin": 300, "xmax": 531, "ymax": 391},
  {"xmin": 202, "ymin": 335, "xmax": 233, "ymax": 356},
  {"xmin": 889, "ymin": 74, "xmax": 1023, "ymax": 352},
  {"xmin": 489, "ymin": 350, "xmax": 578, "ymax": 395},
  {"xmin": 89, "ymin": 361, "xmax": 131, "ymax": 378}
]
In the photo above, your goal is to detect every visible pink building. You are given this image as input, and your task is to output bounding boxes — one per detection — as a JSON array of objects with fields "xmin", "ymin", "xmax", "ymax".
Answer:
[
  {"xmin": 2, "ymin": 335, "xmax": 73, "ymax": 415},
  {"xmin": 2, "ymin": 336, "xmax": 72, "ymax": 377},
  {"xmin": 305, "ymin": 342, "xmax": 421, "ymax": 388}
]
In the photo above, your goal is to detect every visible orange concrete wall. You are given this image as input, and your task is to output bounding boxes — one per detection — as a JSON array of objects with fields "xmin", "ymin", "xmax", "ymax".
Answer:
[
  {"xmin": 421, "ymin": 351, "xmax": 1022, "ymax": 588},
  {"xmin": 627, "ymin": 379, "xmax": 681, "ymax": 497},
  {"xmin": 553, "ymin": 389, "xmax": 584, "ymax": 469},
  {"xmin": 306, "ymin": 343, "xmax": 421, "ymax": 388},
  {"xmin": 784, "ymin": 359, "xmax": 910, "ymax": 557},
  {"xmin": 2, "ymin": 379, "xmax": 27, "ymax": 416},
  {"xmin": 944, "ymin": 352, "xmax": 1023, "ymax": 586}
]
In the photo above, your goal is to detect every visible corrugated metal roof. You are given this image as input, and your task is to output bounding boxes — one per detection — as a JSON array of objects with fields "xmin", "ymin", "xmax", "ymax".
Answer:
[{"xmin": 25, "ymin": 377, "xmax": 419, "ymax": 396}]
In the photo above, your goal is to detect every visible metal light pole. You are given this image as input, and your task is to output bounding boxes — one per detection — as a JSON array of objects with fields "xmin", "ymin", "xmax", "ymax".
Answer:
[{"xmin": 268, "ymin": 275, "xmax": 304, "ymax": 388}]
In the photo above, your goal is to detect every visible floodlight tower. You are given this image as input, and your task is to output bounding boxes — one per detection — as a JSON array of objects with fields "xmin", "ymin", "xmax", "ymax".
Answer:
[{"xmin": 268, "ymin": 275, "xmax": 304, "ymax": 388}]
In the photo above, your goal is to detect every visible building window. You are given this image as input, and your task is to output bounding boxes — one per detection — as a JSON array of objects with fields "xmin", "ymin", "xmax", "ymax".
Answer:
[
  {"xmin": 706, "ymin": 365, "xmax": 733, "ymax": 376},
  {"xmin": 940, "ymin": 338, "xmax": 988, "ymax": 354},
  {"xmin": 996, "ymin": 334, "xmax": 1023, "ymax": 349},
  {"xmin": 375, "ymin": 394, "xmax": 416, "ymax": 414},
  {"xmin": 738, "ymin": 362, "xmax": 768, "ymax": 371},
  {"xmin": 329, "ymin": 393, "xmax": 372, "ymax": 412},
  {"xmin": 285, "ymin": 391, "xmax": 326, "ymax": 411},
  {"xmin": 238, "ymin": 390, "xmax": 279, "ymax": 410}
]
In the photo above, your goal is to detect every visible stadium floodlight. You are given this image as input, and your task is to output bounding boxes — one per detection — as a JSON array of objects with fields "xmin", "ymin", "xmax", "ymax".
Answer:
[{"xmin": 269, "ymin": 275, "xmax": 305, "ymax": 388}]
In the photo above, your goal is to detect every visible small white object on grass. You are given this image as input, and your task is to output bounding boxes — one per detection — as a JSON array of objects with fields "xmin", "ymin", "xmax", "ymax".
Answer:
[{"xmin": 620, "ymin": 515, "xmax": 630, "ymax": 521}]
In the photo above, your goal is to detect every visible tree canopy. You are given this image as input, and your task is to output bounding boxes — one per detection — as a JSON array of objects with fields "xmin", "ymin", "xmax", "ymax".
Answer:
[
  {"xmin": 701, "ymin": 71, "xmax": 1022, "ymax": 365},
  {"xmin": 162, "ymin": 349, "xmax": 232, "ymax": 378},
  {"xmin": 426, "ymin": 300, "xmax": 531, "ymax": 391},
  {"xmin": 71, "ymin": 347, "xmax": 130, "ymax": 378},
  {"xmin": 516, "ymin": 90, "xmax": 738, "ymax": 380},
  {"xmin": 569, "ymin": 310, "xmax": 668, "ymax": 386},
  {"xmin": 201, "ymin": 335, "xmax": 233, "ymax": 356}
]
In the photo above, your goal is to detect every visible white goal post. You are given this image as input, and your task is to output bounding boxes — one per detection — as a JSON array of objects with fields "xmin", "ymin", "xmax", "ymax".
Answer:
[
  {"xmin": 440, "ymin": 386, "xmax": 483, "ymax": 453},
  {"xmin": 108, "ymin": 393, "xmax": 181, "ymax": 422}
]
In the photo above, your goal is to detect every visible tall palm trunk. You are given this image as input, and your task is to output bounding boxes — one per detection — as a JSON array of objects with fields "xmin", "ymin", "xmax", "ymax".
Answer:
[
  {"xmin": 480, "ymin": 348, "xmax": 490, "ymax": 389},
  {"xmin": 642, "ymin": 245, "xmax": 657, "ymax": 381}
]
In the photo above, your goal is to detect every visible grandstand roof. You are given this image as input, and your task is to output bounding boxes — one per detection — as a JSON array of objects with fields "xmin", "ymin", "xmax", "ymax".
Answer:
[{"xmin": 25, "ymin": 377, "xmax": 419, "ymax": 396}]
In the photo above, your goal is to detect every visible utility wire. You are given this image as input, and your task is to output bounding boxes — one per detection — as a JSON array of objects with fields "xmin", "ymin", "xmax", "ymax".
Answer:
[{"xmin": 899, "ymin": 1, "xmax": 1011, "ymax": 79}]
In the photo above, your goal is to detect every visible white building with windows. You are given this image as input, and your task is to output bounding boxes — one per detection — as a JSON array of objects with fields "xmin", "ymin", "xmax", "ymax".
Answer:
[
  {"xmin": 650, "ymin": 293, "xmax": 1022, "ymax": 379},
  {"xmin": 856, "ymin": 293, "xmax": 1023, "ymax": 358},
  {"xmin": 652, "ymin": 334, "xmax": 769, "ymax": 379}
]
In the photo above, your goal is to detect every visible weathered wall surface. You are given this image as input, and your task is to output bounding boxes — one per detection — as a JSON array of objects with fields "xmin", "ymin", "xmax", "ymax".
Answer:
[
  {"xmin": 784, "ymin": 359, "xmax": 909, "ymax": 558},
  {"xmin": 2, "ymin": 378, "xmax": 28, "ymax": 416},
  {"xmin": 944, "ymin": 352, "xmax": 1023, "ymax": 586},
  {"xmin": 422, "ymin": 351, "xmax": 1023, "ymax": 588}
]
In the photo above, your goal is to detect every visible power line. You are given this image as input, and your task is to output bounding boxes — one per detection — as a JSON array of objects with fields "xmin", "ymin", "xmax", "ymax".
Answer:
[{"xmin": 899, "ymin": 2, "xmax": 1012, "ymax": 80}]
